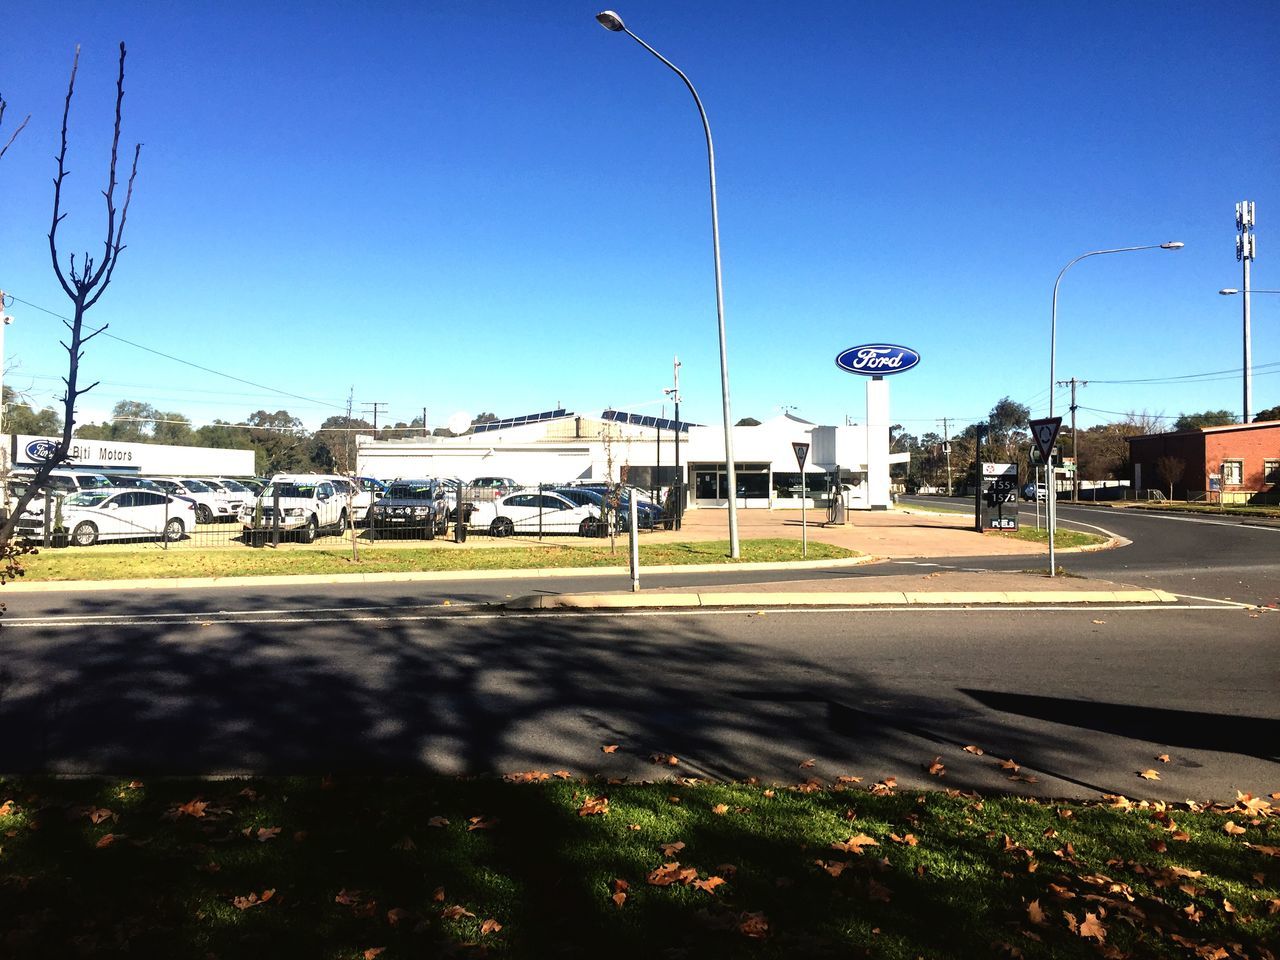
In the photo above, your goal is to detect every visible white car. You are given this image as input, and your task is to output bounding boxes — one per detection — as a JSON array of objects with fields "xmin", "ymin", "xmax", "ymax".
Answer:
[
  {"xmin": 470, "ymin": 491, "xmax": 602, "ymax": 537},
  {"xmin": 200, "ymin": 477, "xmax": 253, "ymax": 515},
  {"xmin": 15, "ymin": 487, "xmax": 193, "ymax": 546},
  {"xmin": 243, "ymin": 474, "xmax": 349, "ymax": 544},
  {"xmin": 330, "ymin": 476, "xmax": 376, "ymax": 523},
  {"xmin": 152, "ymin": 477, "xmax": 240, "ymax": 524}
]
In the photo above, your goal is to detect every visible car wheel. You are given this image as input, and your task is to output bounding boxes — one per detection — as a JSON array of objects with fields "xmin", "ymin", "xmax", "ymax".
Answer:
[
  {"xmin": 164, "ymin": 518, "xmax": 185, "ymax": 542},
  {"xmin": 425, "ymin": 519, "xmax": 435, "ymax": 540},
  {"xmin": 338, "ymin": 509, "xmax": 348, "ymax": 533},
  {"xmin": 438, "ymin": 518, "xmax": 448, "ymax": 538},
  {"xmin": 300, "ymin": 516, "xmax": 318, "ymax": 544},
  {"xmin": 195, "ymin": 504, "xmax": 212, "ymax": 524},
  {"xmin": 71, "ymin": 521, "xmax": 98, "ymax": 547},
  {"xmin": 490, "ymin": 517, "xmax": 514, "ymax": 538}
]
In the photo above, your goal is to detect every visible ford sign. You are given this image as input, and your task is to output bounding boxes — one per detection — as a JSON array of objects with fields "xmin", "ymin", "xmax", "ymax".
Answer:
[
  {"xmin": 24, "ymin": 439, "xmax": 59, "ymax": 462},
  {"xmin": 835, "ymin": 344, "xmax": 921, "ymax": 376}
]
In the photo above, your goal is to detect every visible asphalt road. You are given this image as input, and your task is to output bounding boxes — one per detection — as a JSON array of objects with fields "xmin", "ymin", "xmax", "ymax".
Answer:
[
  {"xmin": 1, "ymin": 586, "xmax": 1276, "ymax": 800},
  {"xmin": 896, "ymin": 495, "xmax": 1280, "ymax": 606}
]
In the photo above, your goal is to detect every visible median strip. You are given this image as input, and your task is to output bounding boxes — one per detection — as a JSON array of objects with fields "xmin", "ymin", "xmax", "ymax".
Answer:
[{"xmin": 507, "ymin": 588, "xmax": 1178, "ymax": 610}]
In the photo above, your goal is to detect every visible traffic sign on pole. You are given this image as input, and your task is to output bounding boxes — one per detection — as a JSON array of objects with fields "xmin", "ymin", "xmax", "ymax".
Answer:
[
  {"xmin": 792, "ymin": 442, "xmax": 809, "ymax": 469},
  {"xmin": 1029, "ymin": 417, "xmax": 1062, "ymax": 463}
]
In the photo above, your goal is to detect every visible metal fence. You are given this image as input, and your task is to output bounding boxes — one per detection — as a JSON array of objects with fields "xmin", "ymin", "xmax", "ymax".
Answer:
[{"xmin": 11, "ymin": 480, "xmax": 672, "ymax": 552}]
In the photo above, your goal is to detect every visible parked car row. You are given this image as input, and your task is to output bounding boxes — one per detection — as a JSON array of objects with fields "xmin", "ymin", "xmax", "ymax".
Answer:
[{"xmin": 5, "ymin": 466, "xmax": 665, "ymax": 546}]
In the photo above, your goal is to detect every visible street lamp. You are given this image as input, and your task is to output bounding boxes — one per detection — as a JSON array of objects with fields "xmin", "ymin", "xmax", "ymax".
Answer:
[
  {"xmin": 1221, "ymin": 285, "xmax": 1279, "ymax": 425},
  {"xmin": 1047, "ymin": 240, "xmax": 1183, "ymax": 576},
  {"xmin": 595, "ymin": 9, "xmax": 740, "ymax": 558}
]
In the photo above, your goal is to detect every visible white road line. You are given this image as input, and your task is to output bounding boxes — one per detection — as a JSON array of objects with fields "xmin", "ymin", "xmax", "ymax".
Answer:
[
  {"xmin": 1168, "ymin": 592, "xmax": 1264, "ymax": 609},
  {"xmin": 0, "ymin": 603, "xmax": 1242, "ymax": 629},
  {"xmin": 1058, "ymin": 507, "xmax": 1280, "ymax": 532}
]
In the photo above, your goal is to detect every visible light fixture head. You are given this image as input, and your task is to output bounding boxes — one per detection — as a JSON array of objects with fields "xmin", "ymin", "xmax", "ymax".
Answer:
[
  {"xmin": 1219, "ymin": 288, "xmax": 1240, "ymax": 295},
  {"xmin": 595, "ymin": 10, "xmax": 626, "ymax": 31},
  {"xmin": 1160, "ymin": 241, "xmax": 1184, "ymax": 250}
]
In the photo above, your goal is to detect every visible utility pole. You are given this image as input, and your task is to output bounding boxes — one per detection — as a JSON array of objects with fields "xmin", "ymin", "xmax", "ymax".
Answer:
[
  {"xmin": 940, "ymin": 417, "xmax": 952, "ymax": 496},
  {"xmin": 423, "ymin": 407, "xmax": 428, "ymax": 438},
  {"xmin": 361, "ymin": 402, "xmax": 387, "ymax": 433},
  {"xmin": 0, "ymin": 292, "xmax": 12, "ymax": 484},
  {"xmin": 345, "ymin": 387, "xmax": 355, "ymax": 474},
  {"xmin": 663, "ymin": 356, "xmax": 682, "ymax": 530},
  {"xmin": 1056, "ymin": 377, "xmax": 1087, "ymax": 501},
  {"xmin": 1236, "ymin": 200, "xmax": 1256, "ymax": 423}
]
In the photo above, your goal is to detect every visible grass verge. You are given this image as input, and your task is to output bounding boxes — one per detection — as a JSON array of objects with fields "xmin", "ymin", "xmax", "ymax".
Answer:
[
  {"xmin": 0, "ymin": 775, "xmax": 1275, "ymax": 959},
  {"xmin": 993, "ymin": 527, "xmax": 1108, "ymax": 549},
  {"xmin": 14, "ymin": 538, "xmax": 857, "ymax": 582},
  {"xmin": 1124, "ymin": 502, "xmax": 1280, "ymax": 519}
]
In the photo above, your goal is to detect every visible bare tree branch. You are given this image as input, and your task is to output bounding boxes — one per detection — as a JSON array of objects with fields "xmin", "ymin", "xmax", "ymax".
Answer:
[
  {"xmin": 0, "ymin": 95, "xmax": 31, "ymax": 162},
  {"xmin": 2, "ymin": 43, "xmax": 141, "ymax": 550}
]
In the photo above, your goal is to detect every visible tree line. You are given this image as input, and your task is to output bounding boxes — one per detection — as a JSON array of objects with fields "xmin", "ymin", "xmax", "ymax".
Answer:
[{"xmin": 2, "ymin": 390, "xmax": 499, "ymax": 475}]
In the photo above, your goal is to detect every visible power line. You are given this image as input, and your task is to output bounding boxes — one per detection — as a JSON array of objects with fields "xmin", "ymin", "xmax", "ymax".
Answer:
[{"xmin": 6, "ymin": 293, "xmax": 347, "ymax": 412}]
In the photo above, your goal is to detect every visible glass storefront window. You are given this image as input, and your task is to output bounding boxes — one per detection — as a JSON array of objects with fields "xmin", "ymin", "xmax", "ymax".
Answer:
[
  {"xmin": 771, "ymin": 472, "xmax": 831, "ymax": 498},
  {"xmin": 695, "ymin": 471, "xmax": 720, "ymax": 499}
]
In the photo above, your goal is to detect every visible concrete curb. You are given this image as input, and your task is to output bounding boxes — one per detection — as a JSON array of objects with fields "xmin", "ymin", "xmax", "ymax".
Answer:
[
  {"xmin": 0, "ymin": 554, "xmax": 878, "ymax": 593},
  {"xmin": 507, "ymin": 588, "xmax": 1179, "ymax": 610}
]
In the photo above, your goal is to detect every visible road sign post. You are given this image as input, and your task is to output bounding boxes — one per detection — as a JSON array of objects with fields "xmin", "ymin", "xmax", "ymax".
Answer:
[
  {"xmin": 1028, "ymin": 417, "xmax": 1063, "ymax": 576},
  {"xmin": 792, "ymin": 441, "xmax": 810, "ymax": 558}
]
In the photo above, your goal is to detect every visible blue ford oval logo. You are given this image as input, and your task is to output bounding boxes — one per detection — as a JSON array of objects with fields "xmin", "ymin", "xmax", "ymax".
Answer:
[
  {"xmin": 835, "ymin": 344, "xmax": 921, "ymax": 376},
  {"xmin": 24, "ymin": 439, "xmax": 59, "ymax": 462}
]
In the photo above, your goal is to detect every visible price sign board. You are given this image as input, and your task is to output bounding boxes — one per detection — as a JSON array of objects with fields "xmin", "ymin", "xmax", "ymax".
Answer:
[{"xmin": 976, "ymin": 462, "xmax": 1019, "ymax": 533}]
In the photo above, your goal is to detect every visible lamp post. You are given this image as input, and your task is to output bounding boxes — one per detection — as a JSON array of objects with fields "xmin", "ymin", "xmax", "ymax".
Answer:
[
  {"xmin": 596, "ymin": 9, "xmax": 740, "ymax": 558},
  {"xmin": 1047, "ymin": 241, "xmax": 1183, "ymax": 576},
  {"xmin": 664, "ymin": 354, "xmax": 683, "ymax": 530},
  {"xmin": 1220, "ymin": 284, "xmax": 1278, "ymax": 424}
]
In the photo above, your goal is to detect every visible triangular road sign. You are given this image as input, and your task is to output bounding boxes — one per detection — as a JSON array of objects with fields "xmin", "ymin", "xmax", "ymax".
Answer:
[
  {"xmin": 1029, "ymin": 417, "xmax": 1062, "ymax": 463},
  {"xmin": 792, "ymin": 442, "xmax": 810, "ymax": 469}
]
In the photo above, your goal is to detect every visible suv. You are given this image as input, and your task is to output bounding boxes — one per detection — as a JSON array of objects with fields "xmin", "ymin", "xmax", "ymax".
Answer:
[
  {"xmin": 243, "ymin": 474, "xmax": 349, "ymax": 545},
  {"xmin": 368, "ymin": 479, "xmax": 449, "ymax": 539},
  {"xmin": 469, "ymin": 476, "xmax": 519, "ymax": 499}
]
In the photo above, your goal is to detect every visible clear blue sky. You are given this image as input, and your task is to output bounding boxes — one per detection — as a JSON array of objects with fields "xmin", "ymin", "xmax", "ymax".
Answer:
[{"xmin": 2, "ymin": 1, "xmax": 1277, "ymax": 438}]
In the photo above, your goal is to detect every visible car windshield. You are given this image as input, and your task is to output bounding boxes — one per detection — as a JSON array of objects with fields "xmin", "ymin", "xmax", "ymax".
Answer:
[
  {"xmin": 262, "ymin": 483, "xmax": 317, "ymax": 499},
  {"xmin": 221, "ymin": 480, "xmax": 250, "ymax": 492},
  {"xmin": 79, "ymin": 475, "xmax": 111, "ymax": 489},
  {"xmin": 66, "ymin": 491, "xmax": 113, "ymax": 508},
  {"xmin": 182, "ymin": 479, "xmax": 212, "ymax": 493},
  {"xmin": 387, "ymin": 484, "xmax": 436, "ymax": 500}
]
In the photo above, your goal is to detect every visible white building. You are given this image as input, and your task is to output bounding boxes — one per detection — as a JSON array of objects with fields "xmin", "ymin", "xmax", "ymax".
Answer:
[
  {"xmin": 355, "ymin": 409, "xmax": 908, "ymax": 510},
  {"xmin": 5, "ymin": 433, "xmax": 256, "ymax": 478}
]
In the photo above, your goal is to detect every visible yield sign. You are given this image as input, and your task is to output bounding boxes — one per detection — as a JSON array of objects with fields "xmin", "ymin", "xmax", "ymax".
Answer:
[
  {"xmin": 1029, "ymin": 417, "xmax": 1062, "ymax": 463},
  {"xmin": 792, "ymin": 442, "xmax": 810, "ymax": 469}
]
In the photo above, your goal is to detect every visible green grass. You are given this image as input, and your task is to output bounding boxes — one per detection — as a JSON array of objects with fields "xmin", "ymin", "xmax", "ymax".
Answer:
[
  {"xmin": 14, "ymin": 538, "xmax": 857, "ymax": 582},
  {"xmin": 1, "ymin": 775, "xmax": 1275, "ymax": 959},
  {"xmin": 993, "ymin": 527, "xmax": 1108, "ymax": 549}
]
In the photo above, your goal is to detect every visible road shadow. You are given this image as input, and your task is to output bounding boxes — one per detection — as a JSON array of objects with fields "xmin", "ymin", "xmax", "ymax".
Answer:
[{"xmin": 960, "ymin": 688, "xmax": 1280, "ymax": 761}]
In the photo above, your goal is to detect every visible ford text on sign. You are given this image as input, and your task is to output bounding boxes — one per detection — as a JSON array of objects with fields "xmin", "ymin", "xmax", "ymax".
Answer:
[{"xmin": 834, "ymin": 344, "xmax": 920, "ymax": 376}]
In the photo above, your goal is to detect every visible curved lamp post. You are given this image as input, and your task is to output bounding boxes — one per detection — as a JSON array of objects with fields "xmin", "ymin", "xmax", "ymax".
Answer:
[
  {"xmin": 1047, "ymin": 241, "xmax": 1183, "ymax": 576},
  {"xmin": 1221, "ymin": 286, "xmax": 1279, "ymax": 425},
  {"xmin": 595, "ymin": 9, "xmax": 740, "ymax": 558}
]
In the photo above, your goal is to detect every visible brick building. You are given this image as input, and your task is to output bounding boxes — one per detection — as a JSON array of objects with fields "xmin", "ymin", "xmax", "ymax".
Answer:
[{"xmin": 1127, "ymin": 420, "xmax": 1280, "ymax": 503}]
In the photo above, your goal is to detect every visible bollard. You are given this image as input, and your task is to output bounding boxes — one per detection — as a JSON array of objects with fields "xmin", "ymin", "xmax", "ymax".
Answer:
[{"xmin": 629, "ymin": 495, "xmax": 639, "ymax": 591}]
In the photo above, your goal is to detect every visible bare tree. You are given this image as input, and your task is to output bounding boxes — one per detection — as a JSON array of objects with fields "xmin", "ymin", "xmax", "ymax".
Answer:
[
  {"xmin": 0, "ymin": 44, "xmax": 141, "ymax": 549},
  {"xmin": 1155, "ymin": 455, "xmax": 1185, "ymax": 501},
  {"xmin": 0, "ymin": 94, "xmax": 31, "ymax": 162}
]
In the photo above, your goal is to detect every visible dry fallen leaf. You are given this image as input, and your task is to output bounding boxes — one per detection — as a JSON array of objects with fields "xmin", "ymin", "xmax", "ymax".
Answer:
[
  {"xmin": 255, "ymin": 826, "xmax": 281, "ymax": 843},
  {"xmin": 998, "ymin": 759, "xmax": 1020, "ymax": 772},
  {"xmin": 602, "ymin": 744, "xmax": 619, "ymax": 754},
  {"xmin": 612, "ymin": 891, "xmax": 627, "ymax": 908},
  {"xmin": 963, "ymin": 745, "xmax": 984, "ymax": 756},
  {"xmin": 889, "ymin": 832, "xmax": 918, "ymax": 846},
  {"xmin": 927, "ymin": 757, "xmax": 946, "ymax": 776},
  {"xmin": 362, "ymin": 949, "xmax": 384, "ymax": 960},
  {"xmin": 1027, "ymin": 899, "xmax": 1046, "ymax": 925},
  {"xmin": 1156, "ymin": 753, "xmax": 1171, "ymax": 763},
  {"xmin": 692, "ymin": 875, "xmax": 727, "ymax": 894},
  {"xmin": 738, "ymin": 911, "xmax": 769, "ymax": 939},
  {"xmin": 441, "ymin": 905, "xmax": 476, "ymax": 920},
  {"xmin": 1223, "ymin": 820, "xmax": 1246, "ymax": 835},
  {"xmin": 799, "ymin": 759, "xmax": 816, "ymax": 769},
  {"xmin": 711, "ymin": 803, "xmax": 729, "ymax": 815},
  {"xmin": 432, "ymin": 886, "xmax": 445, "ymax": 902},
  {"xmin": 427, "ymin": 816, "xmax": 449, "ymax": 828},
  {"xmin": 1077, "ymin": 911, "xmax": 1107, "ymax": 942},
  {"xmin": 831, "ymin": 834, "xmax": 879, "ymax": 854},
  {"xmin": 1138, "ymin": 769, "xmax": 1162, "ymax": 781},
  {"xmin": 660, "ymin": 840, "xmax": 686, "ymax": 857},
  {"xmin": 232, "ymin": 889, "xmax": 275, "ymax": 910},
  {"xmin": 1091, "ymin": 619, "xmax": 1106, "ymax": 625},
  {"xmin": 578, "ymin": 795, "xmax": 610, "ymax": 817},
  {"xmin": 176, "ymin": 798, "xmax": 208, "ymax": 818},
  {"xmin": 480, "ymin": 919, "xmax": 502, "ymax": 935},
  {"xmin": 466, "ymin": 815, "xmax": 499, "ymax": 831}
]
